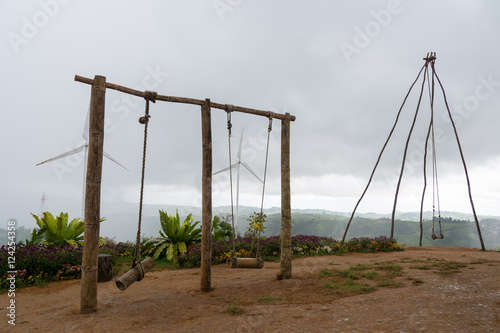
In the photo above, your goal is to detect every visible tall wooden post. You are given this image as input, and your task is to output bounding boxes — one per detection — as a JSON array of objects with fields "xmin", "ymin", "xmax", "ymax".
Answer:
[
  {"xmin": 80, "ymin": 75, "xmax": 106, "ymax": 313},
  {"xmin": 201, "ymin": 99, "xmax": 213, "ymax": 291},
  {"xmin": 280, "ymin": 113, "xmax": 292, "ymax": 279}
]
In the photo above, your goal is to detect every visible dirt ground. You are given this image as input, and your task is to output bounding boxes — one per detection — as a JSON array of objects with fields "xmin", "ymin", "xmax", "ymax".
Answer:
[{"xmin": 1, "ymin": 246, "xmax": 499, "ymax": 333}]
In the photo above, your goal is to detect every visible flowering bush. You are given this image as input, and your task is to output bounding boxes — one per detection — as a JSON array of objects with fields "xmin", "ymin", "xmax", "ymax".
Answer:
[
  {"xmin": 0, "ymin": 234, "xmax": 404, "ymax": 291},
  {"xmin": 0, "ymin": 237, "xmax": 143, "ymax": 291},
  {"xmin": 176, "ymin": 235, "xmax": 403, "ymax": 268},
  {"xmin": 344, "ymin": 236, "xmax": 404, "ymax": 253},
  {"xmin": 56, "ymin": 264, "xmax": 82, "ymax": 280}
]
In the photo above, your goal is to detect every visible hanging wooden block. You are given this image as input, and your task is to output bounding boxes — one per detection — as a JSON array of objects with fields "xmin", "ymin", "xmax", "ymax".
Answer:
[{"xmin": 115, "ymin": 257, "xmax": 155, "ymax": 291}]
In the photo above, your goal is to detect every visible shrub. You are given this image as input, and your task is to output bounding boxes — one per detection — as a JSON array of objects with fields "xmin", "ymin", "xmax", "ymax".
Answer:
[
  {"xmin": 29, "ymin": 212, "xmax": 106, "ymax": 246},
  {"xmin": 177, "ymin": 235, "xmax": 403, "ymax": 268}
]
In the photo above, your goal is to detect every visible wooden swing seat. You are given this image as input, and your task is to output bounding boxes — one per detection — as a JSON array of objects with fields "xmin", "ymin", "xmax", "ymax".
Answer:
[{"xmin": 227, "ymin": 257, "xmax": 264, "ymax": 269}]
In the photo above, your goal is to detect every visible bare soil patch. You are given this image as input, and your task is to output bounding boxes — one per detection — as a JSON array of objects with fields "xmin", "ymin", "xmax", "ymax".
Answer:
[{"xmin": 1, "ymin": 247, "xmax": 499, "ymax": 332}]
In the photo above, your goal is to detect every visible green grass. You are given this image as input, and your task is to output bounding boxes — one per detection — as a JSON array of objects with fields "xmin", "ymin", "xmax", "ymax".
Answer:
[
  {"xmin": 410, "ymin": 264, "xmax": 432, "ymax": 270},
  {"xmin": 226, "ymin": 303, "xmax": 244, "ymax": 315},
  {"xmin": 375, "ymin": 263, "xmax": 404, "ymax": 277},
  {"xmin": 362, "ymin": 270, "xmax": 380, "ymax": 280},
  {"xmin": 441, "ymin": 261, "xmax": 467, "ymax": 269},
  {"xmin": 375, "ymin": 263, "xmax": 404, "ymax": 272},
  {"xmin": 150, "ymin": 258, "xmax": 178, "ymax": 272},
  {"xmin": 115, "ymin": 256, "xmax": 176, "ymax": 275},
  {"xmin": 350, "ymin": 264, "xmax": 373, "ymax": 270},
  {"xmin": 262, "ymin": 256, "xmax": 280, "ymax": 263},
  {"xmin": 377, "ymin": 279, "xmax": 403, "ymax": 287},
  {"xmin": 340, "ymin": 269, "xmax": 360, "ymax": 280},
  {"xmin": 319, "ymin": 268, "xmax": 342, "ymax": 278},
  {"xmin": 323, "ymin": 279, "xmax": 375, "ymax": 293},
  {"xmin": 469, "ymin": 259, "xmax": 490, "ymax": 264},
  {"xmin": 257, "ymin": 296, "xmax": 283, "ymax": 303},
  {"xmin": 320, "ymin": 267, "xmax": 360, "ymax": 279},
  {"xmin": 407, "ymin": 277, "xmax": 424, "ymax": 284},
  {"xmin": 433, "ymin": 261, "xmax": 468, "ymax": 276}
]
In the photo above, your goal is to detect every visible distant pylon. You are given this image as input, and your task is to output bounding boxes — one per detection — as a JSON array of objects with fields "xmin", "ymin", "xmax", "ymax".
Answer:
[{"xmin": 38, "ymin": 193, "xmax": 47, "ymax": 218}]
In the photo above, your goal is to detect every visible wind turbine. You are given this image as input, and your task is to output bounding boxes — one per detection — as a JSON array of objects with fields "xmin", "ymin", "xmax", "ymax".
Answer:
[
  {"xmin": 214, "ymin": 128, "xmax": 263, "ymax": 233},
  {"xmin": 36, "ymin": 107, "xmax": 128, "ymax": 219}
]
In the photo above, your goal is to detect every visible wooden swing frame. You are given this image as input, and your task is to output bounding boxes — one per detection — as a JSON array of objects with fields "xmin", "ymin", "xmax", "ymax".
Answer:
[{"xmin": 76, "ymin": 75, "xmax": 296, "ymax": 313}]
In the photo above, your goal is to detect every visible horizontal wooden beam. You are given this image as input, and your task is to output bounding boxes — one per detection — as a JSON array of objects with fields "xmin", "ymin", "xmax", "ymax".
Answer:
[{"xmin": 75, "ymin": 75, "xmax": 296, "ymax": 121}]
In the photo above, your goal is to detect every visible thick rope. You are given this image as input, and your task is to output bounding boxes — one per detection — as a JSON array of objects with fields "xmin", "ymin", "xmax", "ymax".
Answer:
[
  {"xmin": 225, "ymin": 105, "xmax": 236, "ymax": 259},
  {"xmin": 419, "ymin": 64, "xmax": 433, "ymax": 246},
  {"xmin": 341, "ymin": 64, "xmax": 426, "ymax": 243},
  {"xmin": 256, "ymin": 116, "xmax": 273, "ymax": 258},
  {"xmin": 133, "ymin": 91, "xmax": 157, "ymax": 280},
  {"xmin": 419, "ymin": 55, "xmax": 437, "ymax": 245},
  {"xmin": 429, "ymin": 60, "xmax": 443, "ymax": 238}
]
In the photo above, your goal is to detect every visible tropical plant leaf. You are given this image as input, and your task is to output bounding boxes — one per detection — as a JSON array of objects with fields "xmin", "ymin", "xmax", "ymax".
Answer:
[
  {"xmin": 178, "ymin": 242, "xmax": 187, "ymax": 255},
  {"xmin": 30, "ymin": 213, "xmax": 44, "ymax": 228},
  {"xmin": 166, "ymin": 242, "xmax": 176, "ymax": 261},
  {"xmin": 153, "ymin": 241, "xmax": 169, "ymax": 260},
  {"xmin": 65, "ymin": 219, "xmax": 84, "ymax": 240},
  {"xmin": 149, "ymin": 209, "xmax": 202, "ymax": 263},
  {"xmin": 29, "ymin": 211, "xmax": 91, "ymax": 246}
]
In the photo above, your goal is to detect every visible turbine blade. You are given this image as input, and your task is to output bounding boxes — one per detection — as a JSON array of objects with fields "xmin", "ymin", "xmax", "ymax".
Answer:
[
  {"xmin": 237, "ymin": 127, "xmax": 244, "ymax": 161},
  {"xmin": 103, "ymin": 151, "xmax": 129, "ymax": 171},
  {"xmin": 241, "ymin": 162, "xmax": 263, "ymax": 182},
  {"xmin": 36, "ymin": 145, "xmax": 86, "ymax": 166},
  {"xmin": 213, "ymin": 163, "xmax": 238, "ymax": 176},
  {"xmin": 82, "ymin": 105, "xmax": 90, "ymax": 142}
]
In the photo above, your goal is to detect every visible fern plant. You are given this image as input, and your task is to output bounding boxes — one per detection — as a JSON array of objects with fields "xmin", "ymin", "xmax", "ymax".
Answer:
[{"xmin": 143, "ymin": 210, "xmax": 202, "ymax": 263}]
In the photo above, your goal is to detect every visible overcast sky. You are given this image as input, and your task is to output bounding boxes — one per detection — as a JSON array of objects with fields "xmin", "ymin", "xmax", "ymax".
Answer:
[{"xmin": 2, "ymin": 1, "xmax": 499, "ymax": 229}]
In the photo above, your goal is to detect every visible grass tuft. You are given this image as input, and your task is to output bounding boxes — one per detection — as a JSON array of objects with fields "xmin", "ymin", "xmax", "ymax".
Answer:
[
  {"xmin": 323, "ymin": 279, "xmax": 375, "ymax": 293},
  {"xmin": 377, "ymin": 279, "xmax": 403, "ymax": 287},
  {"xmin": 410, "ymin": 264, "xmax": 431, "ymax": 270},
  {"xmin": 362, "ymin": 270, "xmax": 380, "ymax": 280},
  {"xmin": 226, "ymin": 303, "xmax": 244, "ymax": 315},
  {"xmin": 257, "ymin": 296, "xmax": 282, "ymax": 303}
]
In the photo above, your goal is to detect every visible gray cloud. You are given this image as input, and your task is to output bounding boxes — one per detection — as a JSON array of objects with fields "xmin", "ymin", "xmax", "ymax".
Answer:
[{"xmin": 2, "ymin": 1, "xmax": 499, "ymax": 229}]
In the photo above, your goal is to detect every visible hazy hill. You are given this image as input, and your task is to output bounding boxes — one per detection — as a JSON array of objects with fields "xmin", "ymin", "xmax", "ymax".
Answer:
[
  {"xmin": 2, "ymin": 204, "xmax": 499, "ymax": 250},
  {"xmin": 261, "ymin": 213, "xmax": 499, "ymax": 249}
]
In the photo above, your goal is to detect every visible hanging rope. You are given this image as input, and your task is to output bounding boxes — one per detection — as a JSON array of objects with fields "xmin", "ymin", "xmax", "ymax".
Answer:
[
  {"xmin": 419, "ymin": 53, "xmax": 436, "ymax": 245},
  {"xmin": 419, "ymin": 54, "xmax": 444, "ymax": 240},
  {"xmin": 132, "ymin": 90, "xmax": 157, "ymax": 281},
  {"xmin": 225, "ymin": 105, "xmax": 237, "ymax": 260},
  {"xmin": 255, "ymin": 115, "xmax": 273, "ymax": 258},
  {"xmin": 430, "ymin": 58, "xmax": 443, "ymax": 239}
]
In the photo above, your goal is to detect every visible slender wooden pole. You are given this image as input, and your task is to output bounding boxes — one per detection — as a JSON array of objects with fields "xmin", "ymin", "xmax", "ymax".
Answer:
[
  {"xmin": 279, "ymin": 113, "xmax": 292, "ymax": 280},
  {"xmin": 201, "ymin": 99, "xmax": 213, "ymax": 291},
  {"xmin": 80, "ymin": 75, "xmax": 106, "ymax": 313}
]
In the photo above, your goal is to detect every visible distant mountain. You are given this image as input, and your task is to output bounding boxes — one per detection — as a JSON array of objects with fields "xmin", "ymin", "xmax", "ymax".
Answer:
[
  {"xmin": 96, "ymin": 204, "xmax": 499, "ymax": 249},
  {"xmin": 260, "ymin": 213, "xmax": 500, "ymax": 250},
  {"xmin": 0, "ymin": 225, "xmax": 33, "ymax": 245},
  {"xmin": 3, "ymin": 203, "xmax": 499, "ymax": 250}
]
